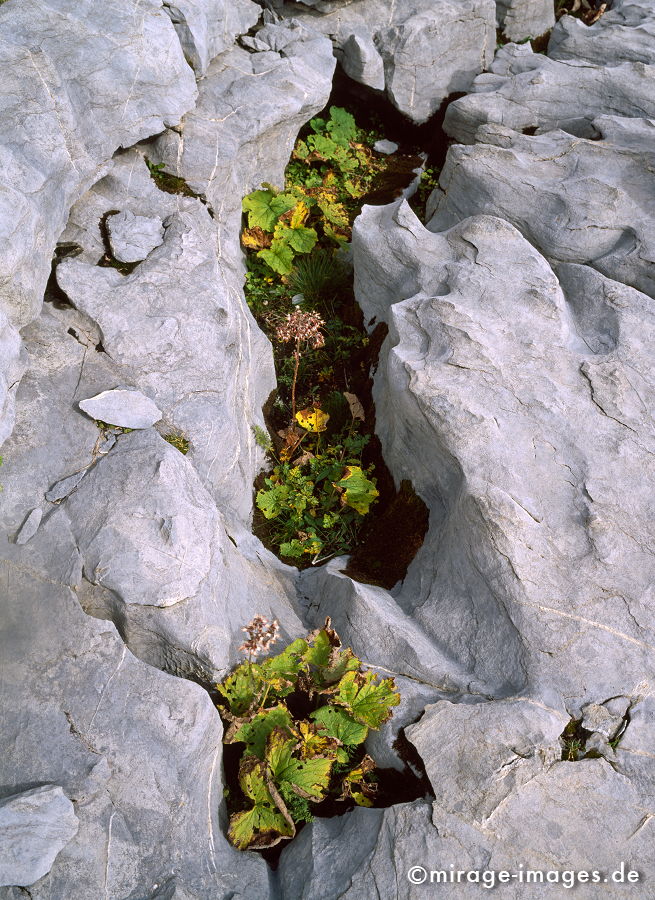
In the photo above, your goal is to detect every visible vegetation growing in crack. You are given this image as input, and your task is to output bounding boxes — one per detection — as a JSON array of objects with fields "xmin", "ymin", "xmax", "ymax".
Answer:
[
  {"xmin": 162, "ymin": 431, "xmax": 190, "ymax": 454},
  {"xmin": 243, "ymin": 107, "xmax": 393, "ymax": 565},
  {"xmin": 216, "ymin": 616, "xmax": 400, "ymax": 851},
  {"xmin": 144, "ymin": 157, "xmax": 200, "ymax": 198}
]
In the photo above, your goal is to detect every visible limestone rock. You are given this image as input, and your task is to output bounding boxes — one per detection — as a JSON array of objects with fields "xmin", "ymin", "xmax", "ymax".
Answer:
[
  {"xmin": 163, "ymin": 0, "xmax": 260, "ymax": 75},
  {"xmin": 57, "ymin": 203, "xmax": 275, "ymax": 525},
  {"xmin": 149, "ymin": 21, "xmax": 335, "ymax": 240},
  {"xmin": 549, "ymin": 0, "xmax": 655, "ymax": 65},
  {"xmin": 427, "ymin": 119, "xmax": 655, "ymax": 299},
  {"xmin": 0, "ymin": 532, "xmax": 270, "ymax": 899},
  {"xmin": 107, "ymin": 210, "xmax": 165, "ymax": 263},
  {"xmin": 496, "ymin": 0, "xmax": 554, "ymax": 42},
  {"xmin": 14, "ymin": 508, "xmax": 42, "ymax": 545},
  {"xmin": 0, "ymin": 786, "xmax": 78, "ymax": 888},
  {"xmin": 444, "ymin": 43, "xmax": 655, "ymax": 143},
  {"xmin": 277, "ymin": 0, "xmax": 496, "ymax": 124},
  {"xmin": 79, "ymin": 389, "xmax": 162, "ymax": 429},
  {"xmin": 0, "ymin": 312, "xmax": 26, "ymax": 448},
  {"xmin": 0, "ymin": 0, "xmax": 196, "ymax": 328},
  {"xmin": 354, "ymin": 205, "xmax": 655, "ymax": 710},
  {"xmin": 341, "ymin": 30, "xmax": 385, "ymax": 90}
]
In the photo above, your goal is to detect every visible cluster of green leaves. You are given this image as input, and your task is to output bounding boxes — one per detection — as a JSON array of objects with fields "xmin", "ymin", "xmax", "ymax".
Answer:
[
  {"xmin": 255, "ymin": 403, "xmax": 378, "ymax": 561},
  {"xmin": 241, "ymin": 107, "xmax": 387, "ymax": 276},
  {"xmin": 162, "ymin": 431, "xmax": 190, "ymax": 454},
  {"xmin": 216, "ymin": 624, "xmax": 400, "ymax": 851}
]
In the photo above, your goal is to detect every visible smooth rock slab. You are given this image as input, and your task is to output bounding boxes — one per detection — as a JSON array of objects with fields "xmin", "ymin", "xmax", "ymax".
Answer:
[
  {"xmin": 107, "ymin": 210, "xmax": 164, "ymax": 263},
  {"xmin": 548, "ymin": 0, "xmax": 655, "ymax": 65},
  {"xmin": 428, "ymin": 118, "xmax": 655, "ymax": 299},
  {"xmin": 0, "ymin": 0, "xmax": 196, "ymax": 328},
  {"xmin": 444, "ymin": 43, "xmax": 655, "ymax": 143},
  {"xmin": 496, "ymin": 0, "xmax": 554, "ymax": 41},
  {"xmin": 14, "ymin": 507, "xmax": 42, "ymax": 545},
  {"xmin": 163, "ymin": 0, "xmax": 260, "ymax": 75},
  {"xmin": 78, "ymin": 389, "xmax": 162, "ymax": 429},
  {"xmin": 0, "ymin": 786, "xmax": 79, "ymax": 888}
]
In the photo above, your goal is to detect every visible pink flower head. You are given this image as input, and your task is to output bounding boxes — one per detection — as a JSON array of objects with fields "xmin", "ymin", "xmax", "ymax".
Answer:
[{"xmin": 238, "ymin": 615, "xmax": 280, "ymax": 658}]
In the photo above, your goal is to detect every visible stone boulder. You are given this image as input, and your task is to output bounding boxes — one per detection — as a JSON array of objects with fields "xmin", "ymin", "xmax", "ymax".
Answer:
[
  {"xmin": 548, "ymin": 0, "xmax": 655, "ymax": 65},
  {"xmin": 0, "ymin": 786, "xmax": 78, "ymax": 888},
  {"xmin": 353, "ymin": 204, "xmax": 655, "ymax": 711},
  {"xmin": 276, "ymin": 0, "xmax": 496, "ymax": 124},
  {"xmin": 444, "ymin": 43, "xmax": 655, "ymax": 143},
  {"xmin": 163, "ymin": 0, "xmax": 260, "ymax": 75},
  {"xmin": 427, "ymin": 118, "xmax": 655, "ymax": 299},
  {"xmin": 0, "ymin": 0, "xmax": 196, "ymax": 329},
  {"xmin": 57, "ymin": 202, "xmax": 275, "ymax": 526},
  {"xmin": 496, "ymin": 0, "xmax": 554, "ymax": 42},
  {"xmin": 0, "ymin": 312, "xmax": 26, "ymax": 448}
]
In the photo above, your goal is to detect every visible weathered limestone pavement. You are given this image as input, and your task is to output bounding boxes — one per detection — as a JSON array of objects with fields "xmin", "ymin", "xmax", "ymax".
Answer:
[{"xmin": 1, "ymin": 0, "xmax": 655, "ymax": 897}]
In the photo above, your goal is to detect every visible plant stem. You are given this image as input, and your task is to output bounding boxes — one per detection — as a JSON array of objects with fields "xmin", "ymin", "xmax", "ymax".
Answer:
[{"xmin": 291, "ymin": 344, "xmax": 301, "ymax": 421}]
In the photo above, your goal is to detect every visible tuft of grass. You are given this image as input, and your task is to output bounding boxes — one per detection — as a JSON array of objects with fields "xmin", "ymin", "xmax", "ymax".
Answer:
[{"xmin": 287, "ymin": 250, "xmax": 350, "ymax": 309}]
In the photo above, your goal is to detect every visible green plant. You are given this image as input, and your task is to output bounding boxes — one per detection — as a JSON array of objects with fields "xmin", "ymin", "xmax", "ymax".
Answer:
[
  {"xmin": 287, "ymin": 250, "xmax": 350, "ymax": 308},
  {"xmin": 216, "ymin": 616, "xmax": 400, "ymax": 850},
  {"xmin": 144, "ymin": 156, "xmax": 199, "ymax": 198},
  {"xmin": 274, "ymin": 310, "xmax": 325, "ymax": 420},
  {"xmin": 255, "ymin": 402, "xmax": 378, "ymax": 562},
  {"xmin": 163, "ymin": 431, "xmax": 190, "ymax": 454}
]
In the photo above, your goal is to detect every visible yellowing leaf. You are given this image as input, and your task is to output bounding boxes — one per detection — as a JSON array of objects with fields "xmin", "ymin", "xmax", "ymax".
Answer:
[
  {"xmin": 228, "ymin": 759, "xmax": 294, "ymax": 850},
  {"xmin": 336, "ymin": 466, "xmax": 378, "ymax": 515},
  {"xmin": 290, "ymin": 201, "xmax": 309, "ymax": 229},
  {"xmin": 295, "ymin": 407, "xmax": 330, "ymax": 433},
  {"xmin": 335, "ymin": 670, "xmax": 400, "ymax": 729}
]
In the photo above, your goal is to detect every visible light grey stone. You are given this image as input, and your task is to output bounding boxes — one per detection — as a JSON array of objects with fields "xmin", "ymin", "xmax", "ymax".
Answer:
[
  {"xmin": 354, "ymin": 205, "xmax": 655, "ymax": 710},
  {"xmin": 277, "ymin": 0, "xmax": 496, "ymax": 123},
  {"xmin": 59, "ymin": 150, "xmax": 182, "ymax": 266},
  {"xmin": 549, "ymin": 0, "xmax": 655, "ymax": 66},
  {"xmin": 78, "ymin": 389, "xmax": 162, "ymax": 430},
  {"xmin": 428, "ymin": 119, "xmax": 655, "ymax": 298},
  {"xmin": 45, "ymin": 471, "xmax": 88, "ymax": 503},
  {"xmin": 0, "ymin": 312, "xmax": 26, "ymax": 449},
  {"xmin": 300, "ymin": 559, "xmax": 490, "ymax": 695},
  {"xmin": 341, "ymin": 30, "xmax": 385, "ymax": 90},
  {"xmin": 373, "ymin": 139, "xmax": 398, "ymax": 155},
  {"xmin": 0, "ymin": 786, "xmax": 78, "ymax": 888},
  {"xmin": 0, "ymin": 530, "xmax": 270, "ymax": 899},
  {"xmin": 444, "ymin": 43, "xmax": 655, "ymax": 143},
  {"xmin": 149, "ymin": 22, "xmax": 335, "ymax": 241},
  {"xmin": 581, "ymin": 699, "xmax": 630, "ymax": 740},
  {"xmin": 496, "ymin": 0, "xmax": 554, "ymax": 42},
  {"xmin": 61, "ymin": 429, "xmax": 304, "ymax": 682},
  {"xmin": 14, "ymin": 508, "xmax": 42, "ymax": 545},
  {"xmin": 107, "ymin": 210, "xmax": 164, "ymax": 264},
  {"xmin": 0, "ymin": 0, "xmax": 196, "ymax": 329},
  {"xmin": 58, "ymin": 203, "xmax": 275, "ymax": 525},
  {"xmin": 163, "ymin": 0, "xmax": 260, "ymax": 75},
  {"xmin": 406, "ymin": 698, "xmax": 568, "ymax": 824}
]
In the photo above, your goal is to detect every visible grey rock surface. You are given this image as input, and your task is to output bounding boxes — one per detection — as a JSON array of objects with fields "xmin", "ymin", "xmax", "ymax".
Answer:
[
  {"xmin": 427, "ymin": 119, "xmax": 655, "ymax": 298},
  {"xmin": 496, "ymin": 0, "xmax": 554, "ymax": 42},
  {"xmin": 373, "ymin": 139, "xmax": 399, "ymax": 155},
  {"xmin": 549, "ymin": 0, "xmax": 655, "ymax": 65},
  {"xmin": 149, "ymin": 21, "xmax": 335, "ymax": 268},
  {"xmin": 163, "ymin": 0, "xmax": 260, "ymax": 75},
  {"xmin": 57, "ymin": 202, "xmax": 275, "ymax": 526},
  {"xmin": 0, "ymin": 0, "xmax": 196, "ymax": 329},
  {"xmin": 277, "ymin": 0, "xmax": 496, "ymax": 123},
  {"xmin": 354, "ymin": 205, "xmax": 655, "ymax": 711},
  {"xmin": 0, "ymin": 786, "xmax": 78, "ymax": 888},
  {"xmin": 0, "ymin": 535, "xmax": 270, "ymax": 899},
  {"xmin": 14, "ymin": 508, "xmax": 42, "ymax": 545},
  {"xmin": 107, "ymin": 210, "xmax": 165, "ymax": 263},
  {"xmin": 78, "ymin": 389, "xmax": 162, "ymax": 429},
  {"xmin": 0, "ymin": 312, "xmax": 26, "ymax": 449},
  {"xmin": 444, "ymin": 43, "xmax": 655, "ymax": 143}
]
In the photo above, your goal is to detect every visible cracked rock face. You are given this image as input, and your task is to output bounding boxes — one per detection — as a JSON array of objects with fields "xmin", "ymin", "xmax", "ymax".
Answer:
[
  {"xmin": 444, "ymin": 43, "xmax": 655, "ymax": 144},
  {"xmin": 277, "ymin": 0, "xmax": 496, "ymax": 124},
  {"xmin": 0, "ymin": 0, "xmax": 197, "ymax": 329}
]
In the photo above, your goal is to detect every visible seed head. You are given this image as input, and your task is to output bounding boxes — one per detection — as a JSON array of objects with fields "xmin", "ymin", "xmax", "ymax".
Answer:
[
  {"xmin": 238, "ymin": 615, "xmax": 280, "ymax": 658},
  {"xmin": 275, "ymin": 310, "xmax": 325, "ymax": 349}
]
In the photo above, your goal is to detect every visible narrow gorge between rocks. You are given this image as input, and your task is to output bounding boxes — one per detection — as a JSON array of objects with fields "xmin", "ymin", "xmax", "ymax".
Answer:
[{"xmin": 1, "ymin": 0, "xmax": 654, "ymax": 898}]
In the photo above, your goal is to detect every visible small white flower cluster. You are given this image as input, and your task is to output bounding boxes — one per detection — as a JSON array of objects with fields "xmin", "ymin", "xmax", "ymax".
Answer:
[{"xmin": 239, "ymin": 615, "xmax": 280, "ymax": 658}]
